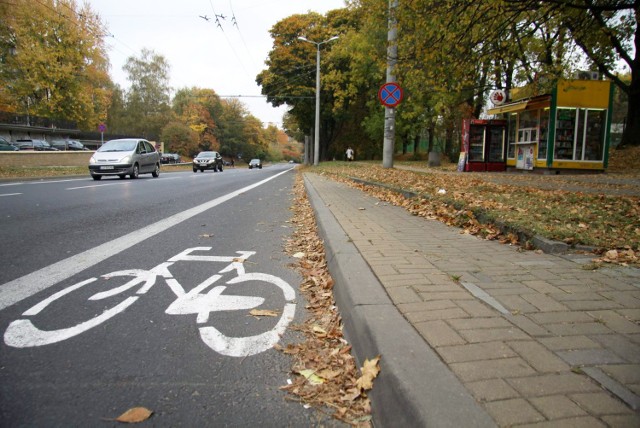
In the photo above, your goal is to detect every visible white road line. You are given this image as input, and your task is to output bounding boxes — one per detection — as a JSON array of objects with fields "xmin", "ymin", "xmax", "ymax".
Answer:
[
  {"xmin": 0, "ymin": 168, "xmax": 293, "ymax": 311},
  {"xmin": 0, "ymin": 193, "xmax": 22, "ymax": 197}
]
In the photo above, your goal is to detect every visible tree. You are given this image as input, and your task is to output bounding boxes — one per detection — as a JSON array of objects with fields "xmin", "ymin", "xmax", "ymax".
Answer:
[
  {"xmin": 0, "ymin": 0, "xmax": 111, "ymax": 129},
  {"xmin": 505, "ymin": 1, "xmax": 638, "ymax": 146},
  {"xmin": 160, "ymin": 121, "xmax": 199, "ymax": 157},
  {"xmin": 121, "ymin": 48, "xmax": 173, "ymax": 140},
  {"xmin": 257, "ymin": 8, "xmax": 361, "ymax": 161}
]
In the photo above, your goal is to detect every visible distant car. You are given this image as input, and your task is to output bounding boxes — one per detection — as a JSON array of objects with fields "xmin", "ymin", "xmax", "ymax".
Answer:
[
  {"xmin": 51, "ymin": 140, "xmax": 87, "ymax": 151},
  {"xmin": 16, "ymin": 139, "xmax": 58, "ymax": 151},
  {"xmin": 193, "ymin": 151, "xmax": 223, "ymax": 172},
  {"xmin": 161, "ymin": 153, "xmax": 181, "ymax": 164},
  {"xmin": 0, "ymin": 137, "xmax": 18, "ymax": 151},
  {"xmin": 248, "ymin": 159, "xmax": 262, "ymax": 169},
  {"xmin": 88, "ymin": 138, "xmax": 160, "ymax": 180}
]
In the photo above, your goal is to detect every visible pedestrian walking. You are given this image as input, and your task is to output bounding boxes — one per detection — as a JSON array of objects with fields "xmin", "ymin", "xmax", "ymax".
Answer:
[{"xmin": 346, "ymin": 147, "xmax": 354, "ymax": 161}]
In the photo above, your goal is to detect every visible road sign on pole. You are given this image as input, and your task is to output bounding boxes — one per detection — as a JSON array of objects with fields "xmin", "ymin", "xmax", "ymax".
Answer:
[{"xmin": 378, "ymin": 82, "xmax": 403, "ymax": 108}]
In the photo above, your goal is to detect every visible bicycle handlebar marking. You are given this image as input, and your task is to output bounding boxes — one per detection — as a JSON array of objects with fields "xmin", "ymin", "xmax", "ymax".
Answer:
[{"xmin": 4, "ymin": 247, "xmax": 296, "ymax": 357}]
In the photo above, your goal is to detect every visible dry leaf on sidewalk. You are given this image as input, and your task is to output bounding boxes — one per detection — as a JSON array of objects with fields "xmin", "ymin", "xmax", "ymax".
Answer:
[
  {"xmin": 115, "ymin": 407, "xmax": 153, "ymax": 423},
  {"xmin": 356, "ymin": 356, "xmax": 381, "ymax": 392}
]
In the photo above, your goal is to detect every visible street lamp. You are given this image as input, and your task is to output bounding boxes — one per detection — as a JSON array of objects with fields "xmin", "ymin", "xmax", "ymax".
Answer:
[{"xmin": 298, "ymin": 35, "xmax": 339, "ymax": 166}]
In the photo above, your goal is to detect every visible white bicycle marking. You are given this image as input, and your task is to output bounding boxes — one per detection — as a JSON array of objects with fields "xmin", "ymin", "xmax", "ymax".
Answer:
[{"xmin": 3, "ymin": 247, "xmax": 297, "ymax": 357}]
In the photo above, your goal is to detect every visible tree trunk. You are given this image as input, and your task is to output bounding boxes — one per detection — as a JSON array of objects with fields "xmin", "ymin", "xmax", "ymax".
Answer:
[{"xmin": 619, "ymin": 71, "xmax": 640, "ymax": 147}]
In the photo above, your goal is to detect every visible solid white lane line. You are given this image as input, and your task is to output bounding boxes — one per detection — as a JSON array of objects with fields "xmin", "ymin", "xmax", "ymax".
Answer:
[
  {"xmin": 0, "ymin": 193, "xmax": 21, "ymax": 197},
  {"xmin": 0, "ymin": 168, "xmax": 293, "ymax": 311}
]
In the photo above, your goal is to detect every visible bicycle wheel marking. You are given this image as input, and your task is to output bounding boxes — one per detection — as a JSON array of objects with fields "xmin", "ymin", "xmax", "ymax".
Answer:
[{"xmin": 3, "ymin": 248, "xmax": 297, "ymax": 358}]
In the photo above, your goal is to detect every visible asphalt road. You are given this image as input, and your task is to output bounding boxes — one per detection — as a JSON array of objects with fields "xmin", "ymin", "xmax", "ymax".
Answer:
[{"xmin": 0, "ymin": 164, "xmax": 338, "ymax": 426}]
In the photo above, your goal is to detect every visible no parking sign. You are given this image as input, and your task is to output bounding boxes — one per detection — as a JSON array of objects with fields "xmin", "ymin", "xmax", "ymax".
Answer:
[{"xmin": 378, "ymin": 82, "xmax": 404, "ymax": 108}]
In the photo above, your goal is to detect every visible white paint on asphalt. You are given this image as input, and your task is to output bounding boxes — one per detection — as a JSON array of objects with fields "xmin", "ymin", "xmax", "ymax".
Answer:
[
  {"xmin": 0, "ymin": 193, "xmax": 21, "ymax": 197},
  {"xmin": 0, "ymin": 168, "xmax": 293, "ymax": 311}
]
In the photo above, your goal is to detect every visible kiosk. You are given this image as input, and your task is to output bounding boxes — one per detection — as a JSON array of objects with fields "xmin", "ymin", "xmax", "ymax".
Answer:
[
  {"xmin": 460, "ymin": 119, "xmax": 507, "ymax": 172},
  {"xmin": 487, "ymin": 79, "xmax": 614, "ymax": 173}
]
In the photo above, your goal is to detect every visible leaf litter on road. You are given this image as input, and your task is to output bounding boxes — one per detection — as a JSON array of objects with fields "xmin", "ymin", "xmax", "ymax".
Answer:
[{"xmin": 278, "ymin": 173, "xmax": 377, "ymax": 426}]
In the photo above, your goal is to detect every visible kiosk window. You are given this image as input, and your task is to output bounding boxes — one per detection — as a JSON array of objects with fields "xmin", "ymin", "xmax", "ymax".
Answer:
[
  {"xmin": 554, "ymin": 108, "xmax": 606, "ymax": 161},
  {"xmin": 584, "ymin": 109, "xmax": 606, "ymax": 161},
  {"xmin": 554, "ymin": 108, "xmax": 576, "ymax": 160}
]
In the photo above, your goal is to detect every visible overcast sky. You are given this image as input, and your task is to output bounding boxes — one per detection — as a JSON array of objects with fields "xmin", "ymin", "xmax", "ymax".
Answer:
[{"xmin": 85, "ymin": 0, "xmax": 347, "ymax": 128}]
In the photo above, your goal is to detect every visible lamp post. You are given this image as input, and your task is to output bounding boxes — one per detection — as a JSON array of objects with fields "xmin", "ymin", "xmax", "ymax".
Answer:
[{"xmin": 298, "ymin": 35, "xmax": 339, "ymax": 166}]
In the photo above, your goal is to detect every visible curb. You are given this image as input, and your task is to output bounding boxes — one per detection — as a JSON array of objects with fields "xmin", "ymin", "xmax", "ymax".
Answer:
[{"xmin": 303, "ymin": 173, "xmax": 495, "ymax": 428}]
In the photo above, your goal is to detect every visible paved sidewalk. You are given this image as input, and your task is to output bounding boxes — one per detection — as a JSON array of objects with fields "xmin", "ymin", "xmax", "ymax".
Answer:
[{"xmin": 304, "ymin": 172, "xmax": 640, "ymax": 427}]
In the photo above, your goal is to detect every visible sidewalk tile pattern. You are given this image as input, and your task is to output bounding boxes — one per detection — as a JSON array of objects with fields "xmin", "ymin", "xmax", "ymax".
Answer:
[{"xmin": 306, "ymin": 173, "xmax": 640, "ymax": 427}]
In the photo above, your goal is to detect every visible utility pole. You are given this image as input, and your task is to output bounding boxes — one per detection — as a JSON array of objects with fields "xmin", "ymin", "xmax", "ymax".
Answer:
[
  {"xmin": 297, "ymin": 36, "xmax": 339, "ymax": 166},
  {"xmin": 382, "ymin": 0, "xmax": 398, "ymax": 168}
]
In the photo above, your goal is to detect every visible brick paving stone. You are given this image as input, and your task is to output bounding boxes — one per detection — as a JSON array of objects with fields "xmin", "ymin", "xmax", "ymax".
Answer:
[
  {"xmin": 413, "ymin": 319, "xmax": 466, "ymax": 347},
  {"xmin": 507, "ymin": 341, "xmax": 570, "ymax": 373},
  {"xmin": 601, "ymin": 414, "xmax": 640, "ymax": 427},
  {"xmin": 438, "ymin": 341, "xmax": 516, "ymax": 364},
  {"xmin": 591, "ymin": 335, "xmax": 640, "ymax": 363},
  {"xmin": 569, "ymin": 392, "xmax": 634, "ymax": 415},
  {"xmin": 405, "ymin": 307, "xmax": 469, "ymax": 323},
  {"xmin": 506, "ymin": 314, "xmax": 552, "ymax": 337},
  {"xmin": 538, "ymin": 335, "xmax": 601, "ymax": 351},
  {"xmin": 484, "ymin": 398, "xmax": 545, "ymax": 426},
  {"xmin": 563, "ymin": 300, "xmax": 625, "ymax": 311},
  {"xmin": 616, "ymin": 309, "xmax": 640, "ymax": 321},
  {"xmin": 450, "ymin": 357, "xmax": 536, "ymax": 382},
  {"xmin": 531, "ymin": 270, "xmax": 570, "ymax": 281},
  {"xmin": 521, "ymin": 293, "xmax": 569, "ymax": 312},
  {"xmin": 508, "ymin": 373, "xmax": 600, "ymax": 396},
  {"xmin": 551, "ymin": 292, "xmax": 605, "ymax": 301},
  {"xmin": 384, "ymin": 286, "xmax": 422, "ymax": 305},
  {"xmin": 466, "ymin": 378, "xmax": 520, "ymax": 402},
  {"xmin": 369, "ymin": 264, "xmax": 398, "ymax": 276},
  {"xmin": 587, "ymin": 310, "xmax": 640, "ymax": 334},
  {"xmin": 396, "ymin": 299, "xmax": 457, "ymax": 314},
  {"xmin": 412, "ymin": 284, "xmax": 466, "ymax": 294},
  {"xmin": 447, "ymin": 317, "xmax": 512, "ymax": 330},
  {"xmin": 556, "ymin": 348, "xmax": 626, "ymax": 366},
  {"xmin": 601, "ymin": 292, "xmax": 640, "ymax": 309},
  {"xmin": 529, "ymin": 311, "xmax": 595, "ymax": 324},
  {"xmin": 545, "ymin": 322, "xmax": 612, "ymax": 336},
  {"xmin": 495, "ymin": 295, "xmax": 540, "ymax": 313},
  {"xmin": 601, "ymin": 364, "xmax": 640, "ymax": 385},
  {"xmin": 487, "ymin": 286, "xmax": 538, "ymax": 296},
  {"xmin": 529, "ymin": 395, "xmax": 588, "ymax": 419},
  {"xmin": 459, "ymin": 327, "xmax": 531, "ymax": 343},
  {"xmin": 516, "ymin": 416, "xmax": 606, "ymax": 428},
  {"xmin": 456, "ymin": 299, "xmax": 499, "ymax": 317},
  {"xmin": 418, "ymin": 291, "xmax": 475, "ymax": 301},
  {"xmin": 522, "ymin": 280, "xmax": 565, "ymax": 295}
]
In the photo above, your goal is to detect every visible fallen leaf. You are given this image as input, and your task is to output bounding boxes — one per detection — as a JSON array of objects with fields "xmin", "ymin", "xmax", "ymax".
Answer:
[
  {"xmin": 115, "ymin": 407, "xmax": 153, "ymax": 423},
  {"xmin": 250, "ymin": 309, "xmax": 279, "ymax": 317},
  {"xmin": 298, "ymin": 369, "xmax": 325, "ymax": 385},
  {"xmin": 199, "ymin": 233, "xmax": 214, "ymax": 238},
  {"xmin": 355, "ymin": 356, "xmax": 381, "ymax": 391}
]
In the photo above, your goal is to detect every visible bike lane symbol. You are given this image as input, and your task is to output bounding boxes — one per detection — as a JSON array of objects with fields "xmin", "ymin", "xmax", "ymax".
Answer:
[{"xmin": 4, "ymin": 247, "xmax": 296, "ymax": 357}]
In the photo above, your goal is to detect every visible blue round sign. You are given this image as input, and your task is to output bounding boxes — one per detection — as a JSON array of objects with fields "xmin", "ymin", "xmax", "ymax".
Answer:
[{"xmin": 378, "ymin": 82, "xmax": 404, "ymax": 107}]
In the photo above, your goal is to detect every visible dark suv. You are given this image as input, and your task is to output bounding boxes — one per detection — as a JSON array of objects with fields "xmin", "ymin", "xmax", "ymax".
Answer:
[{"xmin": 193, "ymin": 151, "xmax": 224, "ymax": 172}]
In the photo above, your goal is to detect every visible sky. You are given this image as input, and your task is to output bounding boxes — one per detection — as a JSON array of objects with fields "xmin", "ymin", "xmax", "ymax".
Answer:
[{"xmin": 85, "ymin": 0, "xmax": 347, "ymax": 128}]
